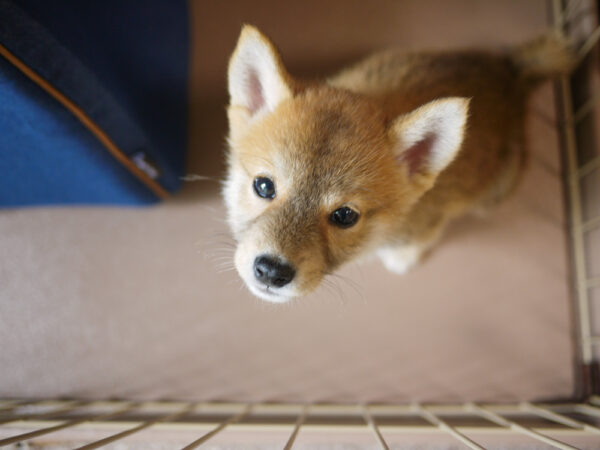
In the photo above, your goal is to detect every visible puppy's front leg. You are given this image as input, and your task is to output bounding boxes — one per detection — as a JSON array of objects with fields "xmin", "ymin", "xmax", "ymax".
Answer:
[{"xmin": 377, "ymin": 243, "xmax": 426, "ymax": 274}]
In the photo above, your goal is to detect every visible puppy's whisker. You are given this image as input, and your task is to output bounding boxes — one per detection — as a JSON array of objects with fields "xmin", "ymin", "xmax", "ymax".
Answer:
[
  {"xmin": 209, "ymin": 251, "xmax": 234, "ymax": 259},
  {"xmin": 329, "ymin": 272, "xmax": 364, "ymax": 303},
  {"xmin": 198, "ymin": 233, "xmax": 237, "ymax": 255},
  {"xmin": 211, "ymin": 259, "xmax": 235, "ymax": 267},
  {"xmin": 180, "ymin": 174, "xmax": 222, "ymax": 183},
  {"xmin": 201, "ymin": 245, "xmax": 234, "ymax": 254},
  {"xmin": 205, "ymin": 244, "xmax": 234, "ymax": 250},
  {"xmin": 215, "ymin": 261, "xmax": 235, "ymax": 269},
  {"xmin": 202, "ymin": 241, "xmax": 236, "ymax": 250},
  {"xmin": 320, "ymin": 275, "xmax": 346, "ymax": 305}
]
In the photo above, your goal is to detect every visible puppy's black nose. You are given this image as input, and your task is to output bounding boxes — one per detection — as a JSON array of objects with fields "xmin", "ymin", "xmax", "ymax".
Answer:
[{"xmin": 253, "ymin": 255, "xmax": 295, "ymax": 287}]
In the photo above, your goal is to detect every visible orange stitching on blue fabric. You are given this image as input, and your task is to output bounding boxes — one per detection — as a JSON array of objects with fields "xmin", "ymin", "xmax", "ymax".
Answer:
[{"xmin": 0, "ymin": 42, "xmax": 170, "ymax": 200}]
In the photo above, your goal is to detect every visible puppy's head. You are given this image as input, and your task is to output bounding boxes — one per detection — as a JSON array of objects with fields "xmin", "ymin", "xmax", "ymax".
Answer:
[{"xmin": 224, "ymin": 26, "xmax": 468, "ymax": 302}]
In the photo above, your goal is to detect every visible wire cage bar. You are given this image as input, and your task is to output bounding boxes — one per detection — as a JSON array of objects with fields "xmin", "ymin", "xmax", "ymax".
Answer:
[
  {"xmin": 552, "ymin": 0, "xmax": 600, "ymax": 391},
  {"xmin": 554, "ymin": 2, "xmax": 595, "ymax": 368},
  {"xmin": 1, "ymin": 0, "xmax": 599, "ymax": 447}
]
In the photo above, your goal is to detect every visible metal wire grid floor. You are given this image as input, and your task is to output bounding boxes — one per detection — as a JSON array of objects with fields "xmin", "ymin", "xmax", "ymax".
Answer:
[
  {"xmin": 1, "ymin": 0, "xmax": 600, "ymax": 448},
  {"xmin": 1, "ymin": 399, "xmax": 600, "ymax": 449}
]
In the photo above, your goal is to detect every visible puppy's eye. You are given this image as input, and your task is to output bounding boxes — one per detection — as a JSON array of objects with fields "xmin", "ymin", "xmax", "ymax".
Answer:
[
  {"xmin": 253, "ymin": 177, "xmax": 276, "ymax": 199},
  {"xmin": 330, "ymin": 206, "xmax": 359, "ymax": 228}
]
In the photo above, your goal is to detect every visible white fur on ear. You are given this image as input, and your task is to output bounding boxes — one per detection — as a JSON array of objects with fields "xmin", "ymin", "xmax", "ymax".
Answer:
[
  {"xmin": 228, "ymin": 25, "xmax": 292, "ymax": 116},
  {"xmin": 391, "ymin": 98, "xmax": 470, "ymax": 176}
]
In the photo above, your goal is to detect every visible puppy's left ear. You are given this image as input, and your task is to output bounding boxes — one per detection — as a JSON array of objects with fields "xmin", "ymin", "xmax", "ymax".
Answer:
[
  {"xmin": 228, "ymin": 25, "xmax": 293, "ymax": 126},
  {"xmin": 390, "ymin": 98, "xmax": 469, "ymax": 185}
]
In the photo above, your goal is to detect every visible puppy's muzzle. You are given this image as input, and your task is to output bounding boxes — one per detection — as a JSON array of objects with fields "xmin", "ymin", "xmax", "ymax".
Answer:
[{"xmin": 253, "ymin": 255, "xmax": 295, "ymax": 288}]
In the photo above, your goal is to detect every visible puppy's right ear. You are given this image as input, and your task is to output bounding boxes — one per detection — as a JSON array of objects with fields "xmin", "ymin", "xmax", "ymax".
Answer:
[{"xmin": 227, "ymin": 25, "xmax": 293, "ymax": 137}]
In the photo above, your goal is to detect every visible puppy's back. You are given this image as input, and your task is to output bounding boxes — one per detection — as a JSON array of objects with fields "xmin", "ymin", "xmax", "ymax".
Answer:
[{"xmin": 329, "ymin": 34, "xmax": 575, "ymax": 239}]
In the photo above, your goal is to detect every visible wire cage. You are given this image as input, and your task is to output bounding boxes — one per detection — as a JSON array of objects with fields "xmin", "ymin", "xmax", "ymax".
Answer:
[{"xmin": 1, "ymin": 0, "xmax": 600, "ymax": 448}]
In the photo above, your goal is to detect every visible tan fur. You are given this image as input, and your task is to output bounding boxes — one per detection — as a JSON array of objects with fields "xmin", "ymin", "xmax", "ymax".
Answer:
[{"xmin": 224, "ymin": 25, "xmax": 575, "ymax": 302}]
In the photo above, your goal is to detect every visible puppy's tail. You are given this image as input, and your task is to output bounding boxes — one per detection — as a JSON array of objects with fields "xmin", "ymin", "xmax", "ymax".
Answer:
[{"xmin": 510, "ymin": 32, "xmax": 577, "ymax": 85}]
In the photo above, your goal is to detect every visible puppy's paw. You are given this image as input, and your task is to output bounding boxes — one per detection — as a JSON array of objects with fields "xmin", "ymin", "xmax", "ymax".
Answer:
[{"xmin": 377, "ymin": 245, "xmax": 423, "ymax": 274}]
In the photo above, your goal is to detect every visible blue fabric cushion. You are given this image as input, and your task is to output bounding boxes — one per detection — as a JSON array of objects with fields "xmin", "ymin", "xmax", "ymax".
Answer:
[{"xmin": 0, "ymin": 0, "xmax": 189, "ymax": 206}]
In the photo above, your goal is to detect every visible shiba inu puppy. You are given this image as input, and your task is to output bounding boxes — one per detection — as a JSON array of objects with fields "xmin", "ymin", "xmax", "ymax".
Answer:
[{"xmin": 223, "ymin": 25, "xmax": 574, "ymax": 302}]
